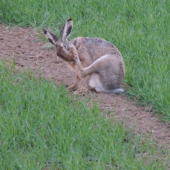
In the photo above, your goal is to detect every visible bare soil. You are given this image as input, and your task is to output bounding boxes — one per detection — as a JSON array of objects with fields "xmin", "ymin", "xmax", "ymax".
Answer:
[{"xmin": 0, "ymin": 25, "xmax": 170, "ymax": 150}]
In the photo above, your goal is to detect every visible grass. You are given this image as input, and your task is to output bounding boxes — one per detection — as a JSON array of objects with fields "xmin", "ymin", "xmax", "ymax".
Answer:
[
  {"xmin": 0, "ymin": 61, "xmax": 168, "ymax": 169},
  {"xmin": 0, "ymin": 0, "xmax": 170, "ymax": 169},
  {"xmin": 0, "ymin": 0, "xmax": 169, "ymax": 121}
]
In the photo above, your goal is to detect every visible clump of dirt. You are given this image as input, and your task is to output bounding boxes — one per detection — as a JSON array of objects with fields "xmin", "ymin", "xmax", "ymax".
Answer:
[{"xmin": 0, "ymin": 24, "xmax": 170, "ymax": 150}]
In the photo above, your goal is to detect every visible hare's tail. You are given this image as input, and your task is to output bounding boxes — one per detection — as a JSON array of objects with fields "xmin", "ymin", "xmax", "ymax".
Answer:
[{"xmin": 105, "ymin": 88, "xmax": 125, "ymax": 94}]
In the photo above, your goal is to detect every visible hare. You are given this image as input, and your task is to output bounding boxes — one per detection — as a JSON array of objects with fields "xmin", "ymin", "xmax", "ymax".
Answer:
[{"xmin": 43, "ymin": 19, "xmax": 125, "ymax": 94}]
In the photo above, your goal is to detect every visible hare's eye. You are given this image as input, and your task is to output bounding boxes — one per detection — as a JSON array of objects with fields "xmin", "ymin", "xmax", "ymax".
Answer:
[{"xmin": 63, "ymin": 45, "xmax": 67, "ymax": 49}]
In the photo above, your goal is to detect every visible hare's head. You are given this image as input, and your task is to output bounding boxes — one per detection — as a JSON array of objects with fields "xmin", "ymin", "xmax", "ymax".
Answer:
[{"xmin": 43, "ymin": 19, "xmax": 78, "ymax": 62}]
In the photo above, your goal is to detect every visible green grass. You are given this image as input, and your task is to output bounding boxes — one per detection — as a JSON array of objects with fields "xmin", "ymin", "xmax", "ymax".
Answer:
[
  {"xmin": 0, "ymin": 0, "xmax": 169, "ymax": 121},
  {"xmin": 0, "ymin": 1, "xmax": 170, "ymax": 169},
  {"xmin": 0, "ymin": 61, "xmax": 168, "ymax": 169}
]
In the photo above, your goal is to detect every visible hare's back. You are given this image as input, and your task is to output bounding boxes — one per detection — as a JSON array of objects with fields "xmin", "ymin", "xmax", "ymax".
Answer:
[{"xmin": 71, "ymin": 37, "xmax": 123, "ymax": 62}]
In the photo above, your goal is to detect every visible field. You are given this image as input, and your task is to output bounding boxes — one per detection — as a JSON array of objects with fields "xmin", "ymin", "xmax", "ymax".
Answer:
[
  {"xmin": 0, "ymin": 0, "xmax": 170, "ymax": 169},
  {"xmin": 1, "ymin": 0, "xmax": 170, "ymax": 121},
  {"xmin": 0, "ymin": 59, "xmax": 168, "ymax": 169}
]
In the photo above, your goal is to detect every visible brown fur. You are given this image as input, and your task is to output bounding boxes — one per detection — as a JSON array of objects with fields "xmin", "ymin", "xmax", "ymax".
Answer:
[{"xmin": 43, "ymin": 19, "xmax": 125, "ymax": 94}]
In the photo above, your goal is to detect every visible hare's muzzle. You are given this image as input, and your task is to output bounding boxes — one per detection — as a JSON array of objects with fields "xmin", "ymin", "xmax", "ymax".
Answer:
[{"xmin": 56, "ymin": 43, "xmax": 72, "ymax": 61}]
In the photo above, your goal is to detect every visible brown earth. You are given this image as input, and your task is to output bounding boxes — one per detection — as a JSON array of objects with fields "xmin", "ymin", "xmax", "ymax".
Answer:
[{"xmin": 0, "ymin": 25, "xmax": 170, "ymax": 151}]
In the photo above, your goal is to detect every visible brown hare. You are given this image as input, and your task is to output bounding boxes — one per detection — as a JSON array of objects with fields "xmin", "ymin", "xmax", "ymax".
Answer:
[{"xmin": 43, "ymin": 19, "xmax": 125, "ymax": 94}]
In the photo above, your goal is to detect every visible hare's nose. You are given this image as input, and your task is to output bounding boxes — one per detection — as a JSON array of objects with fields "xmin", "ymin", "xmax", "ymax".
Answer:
[
  {"xmin": 58, "ymin": 43, "xmax": 67, "ymax": 50},
  {"xmin": 58, "ymin": 43, "xmax": 63, "ymax": 48}
]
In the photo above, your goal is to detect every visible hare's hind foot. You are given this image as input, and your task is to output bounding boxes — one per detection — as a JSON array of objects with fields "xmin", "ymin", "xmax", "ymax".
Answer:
[
  {"xmin": 74, "ymin": 87, "xmax": 88, "ymax": 95},
  {"xmin": 68, "ymin": 84, "xmax": 77, "ymax": 91}
]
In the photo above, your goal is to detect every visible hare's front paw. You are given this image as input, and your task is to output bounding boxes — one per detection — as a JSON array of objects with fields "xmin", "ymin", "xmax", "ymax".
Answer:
[{"xmin": 79, "ymin": 69, "xmax": 86, "ymax": 78}]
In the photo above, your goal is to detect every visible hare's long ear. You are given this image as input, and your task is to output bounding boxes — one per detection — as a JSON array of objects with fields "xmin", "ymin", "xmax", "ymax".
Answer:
[
  {"xmin": 60, "ymin": 19, "xmax": 73, "ymax": 41},
  {"xmin": 43, "ymin": 29, "xmax": 58, "ymax": 45}
]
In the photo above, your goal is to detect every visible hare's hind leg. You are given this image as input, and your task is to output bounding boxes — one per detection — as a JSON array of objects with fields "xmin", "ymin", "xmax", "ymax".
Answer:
[
  {"xmin": 78, "ymin": 54, "xmax": 124, "ymax": 94},
  {"xmin": 81, "ymin": 55, "xmax": 112, "ymax": 77},
  {"xmin": 89, "ymin": 73, "xmax": 124, "ymax": 94}
]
